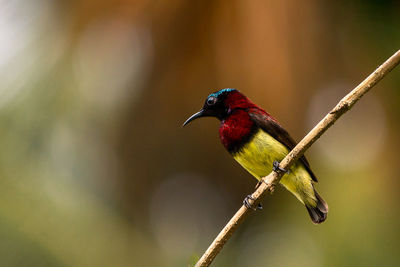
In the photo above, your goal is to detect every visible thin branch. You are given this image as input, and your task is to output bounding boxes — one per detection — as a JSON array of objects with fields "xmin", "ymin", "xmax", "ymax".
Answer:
[{"xmin": 195, "ymin": 49, "xmax": 400, "ymax": 267}]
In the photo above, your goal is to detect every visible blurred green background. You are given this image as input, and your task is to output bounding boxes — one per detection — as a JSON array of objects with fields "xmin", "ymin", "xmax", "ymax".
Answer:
[{"xmin": 0, "ymin": 1, "xmax": 399, "ymax": 266}]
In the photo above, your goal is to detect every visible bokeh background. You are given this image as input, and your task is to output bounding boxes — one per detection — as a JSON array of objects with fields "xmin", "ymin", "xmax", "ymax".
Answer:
[{"xmin": 0, "ymin": 0, "xmax": 399, "ymax": 266}]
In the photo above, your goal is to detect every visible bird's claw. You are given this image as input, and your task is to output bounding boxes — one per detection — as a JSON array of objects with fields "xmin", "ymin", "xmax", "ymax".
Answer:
[
  {"xmin": 243, "ymin": 195, "xmax": 263, "ymax": 210},
  {"xmin": 273, "ymin": 160, "xmax": 289, "ymax": 174}
]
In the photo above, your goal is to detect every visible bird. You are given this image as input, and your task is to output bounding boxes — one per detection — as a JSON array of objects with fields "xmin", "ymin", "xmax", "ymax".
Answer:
[{"xmin": 183, "ymin": 88, "xmax": 328, "ymax": 224}]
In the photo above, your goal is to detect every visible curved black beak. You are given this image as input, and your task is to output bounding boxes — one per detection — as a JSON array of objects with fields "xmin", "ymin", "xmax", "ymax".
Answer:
[{"xmin": 182, "ymin": 109, "xmax": 206, "ymax": 127}]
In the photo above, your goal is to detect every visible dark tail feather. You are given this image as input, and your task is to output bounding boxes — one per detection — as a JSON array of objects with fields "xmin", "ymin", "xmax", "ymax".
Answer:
[{"xmin": 306, "ymin": 190, "xmax": 328, "ymax": 224}]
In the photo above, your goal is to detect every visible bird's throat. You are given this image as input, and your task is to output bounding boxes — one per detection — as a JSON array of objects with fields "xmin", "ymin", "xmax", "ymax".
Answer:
[{"xmin": 219, "ymin": 109, "xmax": 257, "ymax": 154}]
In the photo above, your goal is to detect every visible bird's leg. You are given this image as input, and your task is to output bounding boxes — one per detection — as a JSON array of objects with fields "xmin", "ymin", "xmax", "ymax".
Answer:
[
  {"xmin": 243, "ymin": 195, "xmax": 263, "ymax": 210},
  {"xmin": 273, "ymin": 160, "xmax": 290, "ymax": 174}
]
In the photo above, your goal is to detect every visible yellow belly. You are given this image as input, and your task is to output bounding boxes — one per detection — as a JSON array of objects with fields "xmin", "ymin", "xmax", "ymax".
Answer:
[{"xmin": 233, "ymin": 129, "xmax": 316, "ymax": 206}]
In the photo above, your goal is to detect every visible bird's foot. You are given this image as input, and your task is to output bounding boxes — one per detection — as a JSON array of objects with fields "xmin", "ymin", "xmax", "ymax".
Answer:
[
  {"xmin": 273, "ymin": 160, "xmax": 290, "ymax": 174},
  {"xmin": 243, "ymin": 195, "xmax": 263, "ymax": 210}
]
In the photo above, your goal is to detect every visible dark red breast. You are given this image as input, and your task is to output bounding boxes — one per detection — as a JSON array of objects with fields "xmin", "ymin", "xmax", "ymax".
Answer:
[{"xmin": 219, "ymin": 109, "xmax": 257, "ymax": 153}]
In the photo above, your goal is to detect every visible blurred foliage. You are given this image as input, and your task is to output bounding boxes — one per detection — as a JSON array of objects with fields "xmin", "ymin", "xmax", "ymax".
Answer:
[{"xmin": 0, "ymin": 0, "xmax": 399, "ymax": 266}]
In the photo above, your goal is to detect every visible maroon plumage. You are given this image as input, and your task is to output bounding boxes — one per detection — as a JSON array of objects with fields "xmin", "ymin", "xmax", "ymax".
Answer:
[{"xmin": 217, "ymin": 90, "xmax": 318, "ymax": 181}]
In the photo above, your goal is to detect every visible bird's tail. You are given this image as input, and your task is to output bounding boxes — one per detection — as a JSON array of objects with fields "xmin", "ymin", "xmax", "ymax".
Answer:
[{"xmin": 305, "ymin": 190, "xmax": 328, "ymax": 224}]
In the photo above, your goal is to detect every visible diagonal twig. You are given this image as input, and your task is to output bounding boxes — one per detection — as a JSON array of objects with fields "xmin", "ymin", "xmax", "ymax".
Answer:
[{"xmin": 195, "ymin": 49, "xmax": 400, "ymax": 267}]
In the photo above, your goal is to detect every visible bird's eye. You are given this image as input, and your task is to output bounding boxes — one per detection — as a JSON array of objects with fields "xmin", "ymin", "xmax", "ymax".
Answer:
[{"xmin": 207, "ymin": 96, "xmax": 217, "ymax": 106}]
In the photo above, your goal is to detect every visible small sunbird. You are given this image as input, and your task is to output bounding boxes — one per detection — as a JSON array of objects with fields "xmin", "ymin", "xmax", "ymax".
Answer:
[{"xmin": 183, "ymin": 88, "xmax": 328, "ymax": 224}]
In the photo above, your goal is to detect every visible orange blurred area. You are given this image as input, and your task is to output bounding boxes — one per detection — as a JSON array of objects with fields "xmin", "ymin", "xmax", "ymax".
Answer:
[{"xmin": 0, "ymin": 1, "xmax": 399, "ymax": 266}]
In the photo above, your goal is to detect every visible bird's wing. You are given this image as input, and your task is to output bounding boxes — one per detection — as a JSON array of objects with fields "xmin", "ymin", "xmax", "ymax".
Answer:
[{"xmin": 248, "ymin": 109, "xmax": 318, "ymax": 182}]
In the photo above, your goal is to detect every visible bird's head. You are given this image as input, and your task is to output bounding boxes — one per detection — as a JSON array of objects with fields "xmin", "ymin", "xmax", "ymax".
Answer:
[{"xmin": 183, "ymin": 88, "xmax": 256, "ymax": 126}]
